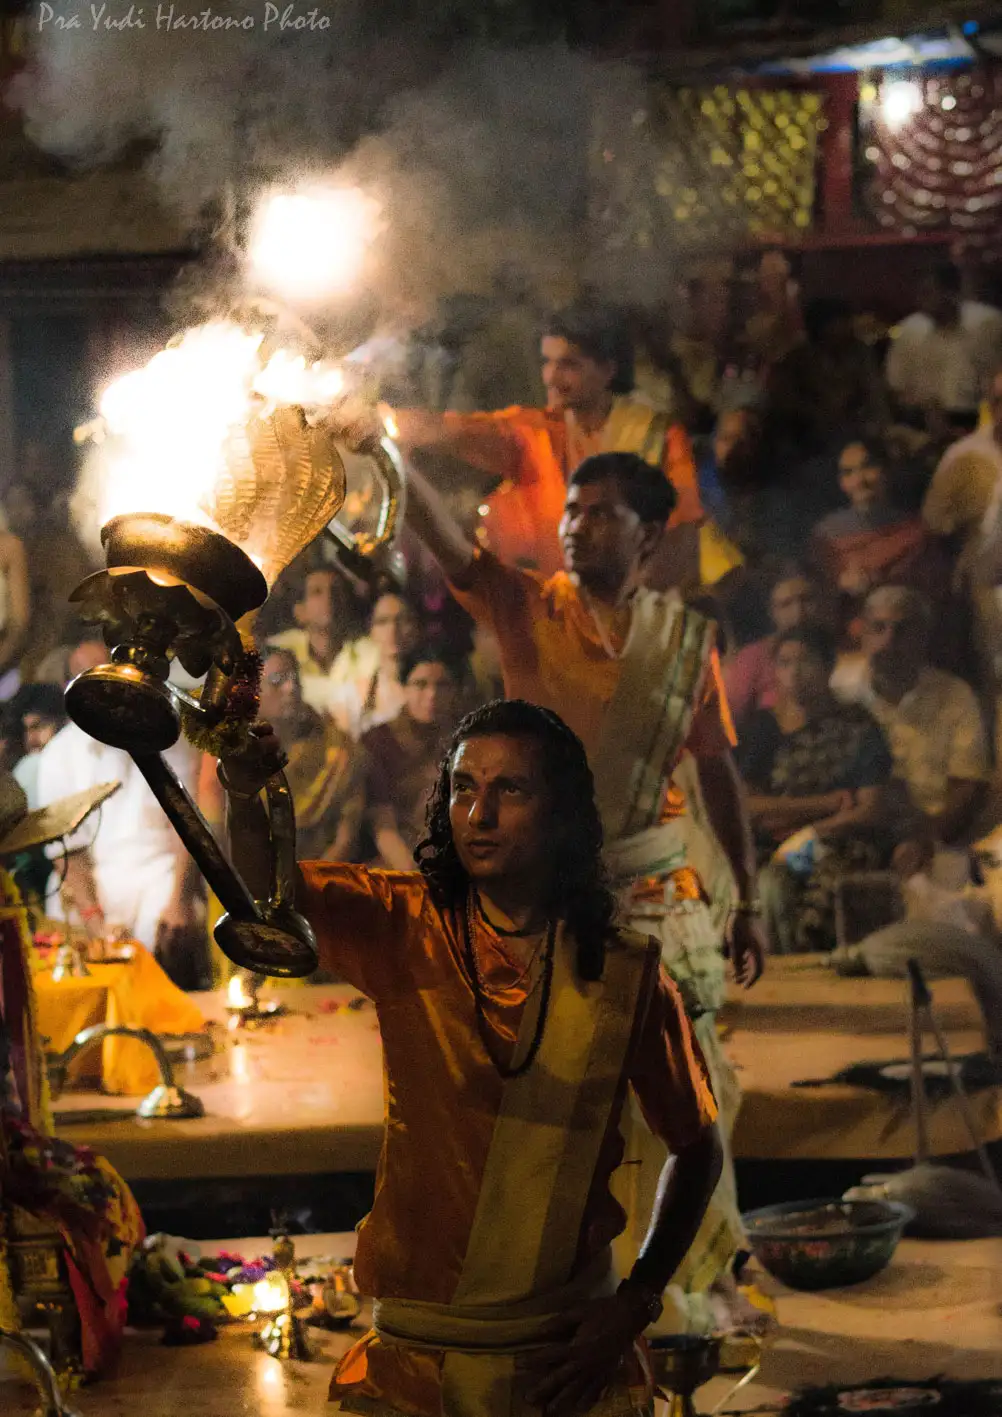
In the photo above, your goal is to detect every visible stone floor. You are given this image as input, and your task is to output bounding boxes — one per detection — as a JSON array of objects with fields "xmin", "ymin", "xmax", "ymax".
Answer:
[{"xmin": 4, "ymin": 1234, "xmax": 1001, "ymax": 1415}]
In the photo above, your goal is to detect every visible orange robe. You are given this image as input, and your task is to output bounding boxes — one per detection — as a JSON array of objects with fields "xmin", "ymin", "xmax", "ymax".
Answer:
[
  {"xmin": 300, "ymin": 863, "xmax": 717, "ymax": 1417},
  {"xmin": 399, "ymin": 403, "xmax": 702, "ymax": 575},
  {"xmin": 448, "ymin": 552, "xmax": 735, "ymax": 897}
]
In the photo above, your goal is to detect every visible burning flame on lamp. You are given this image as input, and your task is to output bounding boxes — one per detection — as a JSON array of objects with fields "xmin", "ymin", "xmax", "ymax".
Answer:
[
  {"xmin": 248, "ymin": 184, "xmax": 381, "ymax": 303},
  {"xmin": 81, "ymin": 321, "xmax": 350, "ymax": 589},
  {"xmin": 251, "ymin": 1276, "xmax": 289, "ymax": 1316},
  {"xmin": 227, "ymin": 973, "xmax": 254, "ymax": 1009},
  {"xmin": 64, "ymin": 318, "xmax": 405, "ymax": 979}
]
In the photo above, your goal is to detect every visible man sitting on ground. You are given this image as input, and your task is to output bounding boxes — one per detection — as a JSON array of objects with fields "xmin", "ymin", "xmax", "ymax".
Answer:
[
  {"xmin": 269, "ymin": 561, "xmax": 372, "ymax": 719},
  {"xmin": 223, "ymin": 699, "xmax": 722, "ymax": 1417},
  {"xmin": 833, "ymin": 585, "xmax": 990, "ymax": 881},
  {"xmin": 9, "ymin": 682, "xmax": 68, "ymax": 808}
]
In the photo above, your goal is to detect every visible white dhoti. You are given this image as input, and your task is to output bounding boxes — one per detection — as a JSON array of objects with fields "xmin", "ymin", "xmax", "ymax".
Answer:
[
  {"xmin": 610, "ymin": 897, "xmax": 743, "ymax": 1334},
  {"xmin": 606, "ymin": 760, "xmax": 744, "ymax": 1335}
]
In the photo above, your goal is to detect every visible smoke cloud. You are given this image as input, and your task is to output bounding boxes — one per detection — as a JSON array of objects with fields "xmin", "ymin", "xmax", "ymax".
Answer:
[{"xmin": 11, "ymin": 3, "xmax": 677, "ymax": 340}]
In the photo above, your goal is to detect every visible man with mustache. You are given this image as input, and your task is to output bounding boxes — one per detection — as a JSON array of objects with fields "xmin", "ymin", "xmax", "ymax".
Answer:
[
  {"xmin": 400, "ymin": 448, "xmax": 765, "ymax": 1332},
  {"xmin": 221, "ymin": 699, "xmax": 722, "ymax": 1417},
  {"xmin": 390, "ymin": 304, "xmax": 702, "ymax": 584}
]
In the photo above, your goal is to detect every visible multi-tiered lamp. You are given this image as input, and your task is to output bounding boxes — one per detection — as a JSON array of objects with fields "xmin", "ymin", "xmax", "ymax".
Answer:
[{"xmin": 65, "ymin": 322, "xmax": 404, "ymax": 978}]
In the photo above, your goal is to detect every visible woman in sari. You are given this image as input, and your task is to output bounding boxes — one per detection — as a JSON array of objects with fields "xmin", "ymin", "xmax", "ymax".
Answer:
[
  {"xmin": 362, "ymin": 644, "xmax": 463, "ymax": 869},
  {"xmin": 328, "ymin": 591, "xmax": 422, "ymax": 740},
  {"xmin": 811, "ymin": 434, "xmax": 945, "ymax": 642},
  {"xmin": 737, "ymin": 626, "xmax": 894, "ymax": 954}
]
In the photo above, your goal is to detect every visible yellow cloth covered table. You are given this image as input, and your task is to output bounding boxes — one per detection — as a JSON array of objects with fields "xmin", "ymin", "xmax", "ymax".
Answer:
[{"xmin": 34, "ymin": 945, "xmax": 205, "ymax": 1095}]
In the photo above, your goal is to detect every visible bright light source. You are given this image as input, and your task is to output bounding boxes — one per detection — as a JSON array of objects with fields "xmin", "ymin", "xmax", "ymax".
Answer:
[
  {"xmin": 881, "ymin": 80, "xmax": 922, "ymax": 131},
  {"xmin": 249, "ymin": 185, "xmax": 381, "ymax": 303},
  {"xmin": 941, "ymin": 94, "xmax": 957, "ymax": 111}
]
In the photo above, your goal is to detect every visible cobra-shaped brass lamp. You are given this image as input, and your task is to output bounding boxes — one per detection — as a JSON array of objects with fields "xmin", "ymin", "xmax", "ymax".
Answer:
[{"xmin": 65, "ymin": 326, "xmax": 404, "ymax": 977}]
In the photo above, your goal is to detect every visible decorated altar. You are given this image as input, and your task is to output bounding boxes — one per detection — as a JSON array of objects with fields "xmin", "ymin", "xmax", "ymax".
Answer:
[{"xmin": 33, "ymin": 945, "xmax": 205, "ymax": 1097}]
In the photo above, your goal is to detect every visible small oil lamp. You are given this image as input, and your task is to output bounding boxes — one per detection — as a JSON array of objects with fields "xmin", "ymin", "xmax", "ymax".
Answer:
[
  {"xmin": 256, "ymin": 1234, "xmax": 313, "ymax": 1361},
  {"xmin": 225, "ymin": 969, "xmax": 283, "ymax": 1028},
  {"xmin": 65, "ymin": 323, "xmax": 404, "ymax": 979}
]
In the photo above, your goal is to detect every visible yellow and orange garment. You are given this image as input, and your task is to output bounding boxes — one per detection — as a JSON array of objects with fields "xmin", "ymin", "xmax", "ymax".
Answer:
[
  {"xmin": 448, "ymin": 553, "xmax": 746, "ymax": 1329},
  {"xmin": 448, "ymin": 551, "xmax": 734, "ymax": 901},
  {"xmin": 282, "ymin": 708, "xmax": 367, "ymax": 861},
  {"xmin": 299, "ymin": 863, "xmax": 717, "ymax": 1417},
  {"xmin": 397, "ymin": 400, "xmax": 702, "ymax": 575}
]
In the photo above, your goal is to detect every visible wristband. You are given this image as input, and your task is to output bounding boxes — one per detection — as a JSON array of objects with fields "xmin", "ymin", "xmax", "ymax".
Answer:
[
  {"xmin": 80, "ymin": 904, "xmax": 103, "ymax": 922},
  {"xmin": 616, "ymin": 1277, "xmax": 664, "ymax": 1331},
  {"xmin": 731, "ymin": 899, "xmax": 762, "ymax": 918},
  {"xmin": 217, "ymin": 763, "xmax": 263, "ymax": 801}
]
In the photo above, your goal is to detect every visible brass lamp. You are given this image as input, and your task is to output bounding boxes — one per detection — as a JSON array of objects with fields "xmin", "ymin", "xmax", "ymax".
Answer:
[{"xmin": 64, "ymin": 328, "xmax": 404, "ymax": 978}]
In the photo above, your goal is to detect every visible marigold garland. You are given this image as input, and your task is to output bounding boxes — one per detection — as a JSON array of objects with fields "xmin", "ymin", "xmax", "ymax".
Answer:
[{"xmin": 177, "ymin": 646, "xmax": 263, "ymax": 760}]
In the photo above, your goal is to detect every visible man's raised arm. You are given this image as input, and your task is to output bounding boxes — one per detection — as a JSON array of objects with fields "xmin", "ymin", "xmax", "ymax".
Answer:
[{"xmin": 403, "ymin": 460, "xmax": 478, "ymax": 583}]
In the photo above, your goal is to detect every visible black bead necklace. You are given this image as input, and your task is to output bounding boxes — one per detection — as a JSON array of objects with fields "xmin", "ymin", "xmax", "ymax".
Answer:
[{"xmin": 461, "ymin": 892, "xmax": 556, "ymax": 1080}]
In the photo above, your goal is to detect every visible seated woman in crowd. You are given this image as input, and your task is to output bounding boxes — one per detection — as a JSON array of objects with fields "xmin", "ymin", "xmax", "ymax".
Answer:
[
  {"xmin": 811, "ymin": 433, "xmax": 944, "ymax": 642},
  {"xmin": 722, "ymin": 566, "xmax": 824, "ymax": 729},
  {"xmin": 329, "ymin": 589, "xmax": 422, "ymax": 739},
  {"xmin": 362, "ymin": 643, "xmax": 463, "ymax": 869},
  {"xmin": 258, "ymin": 646, "xmax": 367, "ymax": 861},
  {"xmin": 737, "ymin": 625, "xmax": 893, "ymax": 954}
]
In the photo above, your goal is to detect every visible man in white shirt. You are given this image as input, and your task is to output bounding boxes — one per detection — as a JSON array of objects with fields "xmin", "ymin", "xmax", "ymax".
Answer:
[
  {"xmin": 926, "ymin": 369, "xmax": 1002, "ymax": 755},
  {"xmin": 888, "ymin": 263, "xmax": 1002, "ymax": 430},
  {"xmin": 35, "ymin": 719, "xmax": 205, "ymax": 982},
  {"xmin": 268, "ymin": 562, "xmax": 379, "ymax": 720},
  {"xmin": 833, "ymin": 585, "xmax": 990, "ymax": 879}
]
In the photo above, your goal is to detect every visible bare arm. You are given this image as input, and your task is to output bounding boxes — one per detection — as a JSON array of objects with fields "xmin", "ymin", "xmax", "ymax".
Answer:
[
  {"xmin": 370, "ymin": 803, "xmax": 419, "ymax": 872},
  {"xmin": 695, "ymin": 750, "xmax": 766, "ymax": 987},
  {"xmin": 695, "ymin": 751, "xmax": 758, "ymax": 906},
  {"xmin": 747, "ymin": 789, "xmax": 848, "ymax": 835},
  {"xmin": 60, "ymin": 848, "xmax": 104, "ymax": 930},
  {"xmin": 225, "ymin": 788, "xmax": 283, "ymax": 901},
  {"xmin": 326, "ymin": 814, "xmax": 361, "ymax": 864},
  {"xmin": 527, "ymin": 1124, "xmax": 724, "ymax": 1415},
  {"xmin": 814, "ymin": 784, "xmax": 886, "ymax": 840},
  {"xmin": 625, "ymin": 1124, "xmax": 724, "ymax": 1297},
  {"xmin": 404, "ymin": 459, "xmax": 477, "ymax": 582}
]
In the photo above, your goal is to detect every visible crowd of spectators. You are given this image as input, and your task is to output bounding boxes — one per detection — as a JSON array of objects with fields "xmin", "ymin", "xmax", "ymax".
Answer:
[{"xmin": 3, "ymin": 249, "xmax": 1002, "ymax": 1011}]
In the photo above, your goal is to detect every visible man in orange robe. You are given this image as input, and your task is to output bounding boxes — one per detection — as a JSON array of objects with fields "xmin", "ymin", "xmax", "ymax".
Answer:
[
  {"xmin": 223, "ymin": 701, "xmax": 722, "ymax": 1417},
  {"xmin": 399, "ymin": 448, "xmax": 765, "ymax": 1332},
  {"xmin": 391, "ymin": 305, "xmax": 702, "ymax": 581}
]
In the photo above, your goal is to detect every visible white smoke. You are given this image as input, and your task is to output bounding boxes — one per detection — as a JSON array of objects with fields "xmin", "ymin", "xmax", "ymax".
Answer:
[{"xmin": 10, "ymin": 6, "xmax": 675, "ymax": 329}]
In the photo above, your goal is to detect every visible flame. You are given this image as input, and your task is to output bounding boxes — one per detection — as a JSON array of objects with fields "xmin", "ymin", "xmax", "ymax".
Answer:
[
  {"xmin": 250, "ymin": 1276, "xmax": 288, "ymax": 1315},
  {"xmin": 248, "ymin": 184, "xmax": 381, "ymax": 303},
  {"xmin": 253, "ymin": 350, "xmax": 344, "ymax": 407},
  {"xmin": 97, "ymin": 323, "xmax": 265, "ymax": 530},
  {"xmin": 227, "ymin": 972, "xmax": 254, "ymax": 1008},
  {"xmin": 80, "ymin": 320, "xmax": 351, "ymax": 586}
]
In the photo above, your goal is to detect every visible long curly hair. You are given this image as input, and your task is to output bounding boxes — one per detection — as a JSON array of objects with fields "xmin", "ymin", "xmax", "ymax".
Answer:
[{"xmin": 415, "ymin": 699, "xmax": 616, "ymax": 981}]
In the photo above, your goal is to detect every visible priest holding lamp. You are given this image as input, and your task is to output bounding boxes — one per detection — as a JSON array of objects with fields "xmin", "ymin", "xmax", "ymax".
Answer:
[
  {"xmin": 63, "ymin": 322, "xmax": 404, "ymax": 979},
  {"xmin": 221, "ymin": 700, "xmax": 722, "ymax": 1417}
]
